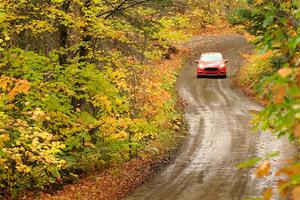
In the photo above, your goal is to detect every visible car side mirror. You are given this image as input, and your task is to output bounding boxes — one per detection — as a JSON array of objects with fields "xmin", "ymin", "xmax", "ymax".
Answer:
[
  {"xmin": 224, "ymin": 60, "xmax": 228, "ymax": 63},
  {"xmin": 195, "ymin": 60, "xmax": 199, "ymax": 64}
]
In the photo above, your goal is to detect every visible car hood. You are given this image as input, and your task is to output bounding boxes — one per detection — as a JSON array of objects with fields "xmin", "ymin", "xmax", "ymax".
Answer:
[{"xmin": 200, "ymin": 61, "xmax": 223, "ymax": 67}]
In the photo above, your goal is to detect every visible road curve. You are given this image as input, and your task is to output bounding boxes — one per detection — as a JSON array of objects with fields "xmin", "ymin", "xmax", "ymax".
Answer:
[{"xmin": 125, "ymin": 35, "xmax": 295, "ymax": 200}]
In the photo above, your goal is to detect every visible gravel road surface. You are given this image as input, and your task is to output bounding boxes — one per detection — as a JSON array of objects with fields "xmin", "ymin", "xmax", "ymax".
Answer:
[{"xmin": 125, "ymin": 34, "xmax": 295, "ymax": 200}]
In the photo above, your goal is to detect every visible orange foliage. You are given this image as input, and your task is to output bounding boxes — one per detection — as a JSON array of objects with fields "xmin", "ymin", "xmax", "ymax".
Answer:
[
  {"xmin": 0, "ymin": 76, "xmax": 30, "ymax": 100},
  {"xmin": 272, "ymin": 84, "xmax": 286, "ymax": 105},
  {"xmin": 278, "ymin": 68, "xmax": 293, "ymax": 78},
  {"xmin": 294, "ymin": 124, "xmax": 300, "ymax": 137},
  {"xmin": 255, "ymin": 160, "xmax": 271, "ymax": 177},
  {"xmin": 135, "ymin": 49, "xmax": 185, "ymax": 119},
  {"xmin": 292, "ymin": 186, "xmax": 300, "ymax": 200},
  {"xmin": 279, "ymin": 164, "xmax": 300, "ymax": 177}
]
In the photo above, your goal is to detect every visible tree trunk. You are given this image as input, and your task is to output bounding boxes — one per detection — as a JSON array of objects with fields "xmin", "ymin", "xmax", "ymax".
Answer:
[
  {"xmin": 58, "ymin": 1, "xmax": 71, "ymax": 65},
  {"xmin": 78, "ymin": 0, "xmax": 92, "ymax": 62}
]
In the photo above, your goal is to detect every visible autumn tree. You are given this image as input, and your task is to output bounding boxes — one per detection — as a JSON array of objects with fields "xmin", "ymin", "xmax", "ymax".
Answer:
[{"xmin": 0, "ymin": 0, "xmax": 191, "ymax": 198}]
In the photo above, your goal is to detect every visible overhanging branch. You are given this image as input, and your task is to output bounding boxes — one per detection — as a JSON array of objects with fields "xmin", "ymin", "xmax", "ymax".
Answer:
[{"xmin": 96, "ymin": 0, "xmax": 152, "ymax": 19}]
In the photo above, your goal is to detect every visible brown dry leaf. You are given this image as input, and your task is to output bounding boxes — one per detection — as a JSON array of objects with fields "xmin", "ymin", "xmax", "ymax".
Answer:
[
  {"xmin": 255, "ymin": 160, "xmax": 271, "ymax": 177},
  {"xmin": 278, "ymin": 68, "xmax": 293, "ymax": 78},
  {"xmin": 248, "ymin": 109, "xmax": 260, "ymax": 115},
  {"xmin": 292, "ymin": 186, "xmax": 300, "ymax": 200},
  {"xmin": 294, "ymin": 124, "xmax": 300, "ymax": 137},
  {"xmin": 263, "ymin": 188, "xmax": 272, "ymax": 200},
  {"xmin": 296, "ymin": 72, "xmax": 300, "ymax": 88},
  {"xmin": 292, "ymin": 53, "xmax": 300, "ymax": 66}
]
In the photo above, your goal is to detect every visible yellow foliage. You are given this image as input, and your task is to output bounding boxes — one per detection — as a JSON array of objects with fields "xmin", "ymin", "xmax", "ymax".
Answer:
[
  {"xmin": 263, "ymin": 188, "xmax": 272, "ymax": 200},
  {"xmin": 237, "ymin": 52, "xmax": 274, "ymax": 89}
]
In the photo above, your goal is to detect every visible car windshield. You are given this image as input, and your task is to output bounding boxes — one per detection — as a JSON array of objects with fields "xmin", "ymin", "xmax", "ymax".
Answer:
[{"xmin": 200, "ymin": 54, "xmax": 223, "ymax": 62}]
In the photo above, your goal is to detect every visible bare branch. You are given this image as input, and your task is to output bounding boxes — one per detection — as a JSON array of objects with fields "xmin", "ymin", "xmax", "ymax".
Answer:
[{"xmin": 96, "ymin": 0, "xmax": 151, "ymax": 19}]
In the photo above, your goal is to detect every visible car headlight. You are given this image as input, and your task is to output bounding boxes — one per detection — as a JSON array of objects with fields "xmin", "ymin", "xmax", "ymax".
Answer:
[
  {"xmin": 220, "ymin": 64, "xmax": 225, "ymax": 68},
  {"xmin": 198, "ymin": 64, "xmax": 205, "ymax": 69}
]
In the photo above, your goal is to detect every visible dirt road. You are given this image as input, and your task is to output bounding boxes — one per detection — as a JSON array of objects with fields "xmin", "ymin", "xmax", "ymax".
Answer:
[{"xmin": 125, "ymin": 35, "xmax": 295, "ymax": 200}]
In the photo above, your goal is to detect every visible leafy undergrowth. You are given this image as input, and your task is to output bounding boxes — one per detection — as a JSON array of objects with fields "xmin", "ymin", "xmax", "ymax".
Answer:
[
  {"xmin": 235, "ymin": 52, "xmax": 275, "ymax": 105},
  {"xmin": 192, "ymin": 18, "xmax": 238, "ymax": 35},
  {"xmin": 23, "ymin": 50, "xmax": 188, "ymax": 200},
  {"xmin": 26, "ymin": 141, "xmax": 183, "ymax": 200}
]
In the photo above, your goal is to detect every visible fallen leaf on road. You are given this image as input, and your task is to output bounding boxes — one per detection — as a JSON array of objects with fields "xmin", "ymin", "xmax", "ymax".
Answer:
[{"xmin": 255, "ymin": 160, "xmax": 271, "ymax": 177}]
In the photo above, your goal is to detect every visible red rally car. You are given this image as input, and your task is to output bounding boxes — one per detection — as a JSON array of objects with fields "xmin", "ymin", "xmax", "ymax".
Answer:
[{"xmin": 196, "ymin": 52, "xmax": 228, "ymax": 78}]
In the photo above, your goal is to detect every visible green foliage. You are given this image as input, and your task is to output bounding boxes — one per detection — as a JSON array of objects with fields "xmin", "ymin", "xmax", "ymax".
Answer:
[
  {"xmin": 233, "ymin": 0, "xmax": 300, "ymax": 139},
  {"xmin": 227, "ymin": 7, "xmax": 251, "ymax": 25},
  {"xmin": 237, "ymin": 151, "xmax": 279, "ymax": 169},
  {"xmin": 254, "ymin": 69, "xmax": 300, "ymax": 140},
  {"xmin": 0, "ymin": 0, "xmax": 196, "ymax": 198},
  {"xmin": 245, "ymin": 0, "xmax": 300, "ymax": 139},
  {"xmin": 233, "ymin": 0, "xmax": 300, "ymax": 198},
  {"xmin": 237, "ymin": 157, "xmax": 262, "ymax": 169}
]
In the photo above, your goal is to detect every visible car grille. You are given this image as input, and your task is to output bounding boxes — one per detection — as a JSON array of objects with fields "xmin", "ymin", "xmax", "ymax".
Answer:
[{"xmin": 205, "ymin": 67, "xmax": 219, "ymax": 71}]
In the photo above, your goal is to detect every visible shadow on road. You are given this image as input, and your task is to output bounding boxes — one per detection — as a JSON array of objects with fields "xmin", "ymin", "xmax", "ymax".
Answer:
[{"xmin": 196, "ymin": 76, "xmax": 227, "ymax": 79}]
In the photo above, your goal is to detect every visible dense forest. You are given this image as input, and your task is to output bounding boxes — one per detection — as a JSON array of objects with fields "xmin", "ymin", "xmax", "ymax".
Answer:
[
  {"xmin": 2, "ymin": 0, "xmax": 299, "ymax": 199},
  {"xmin": 0, "ymin": 0, "xmax": 239, "ymax": 199}
]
